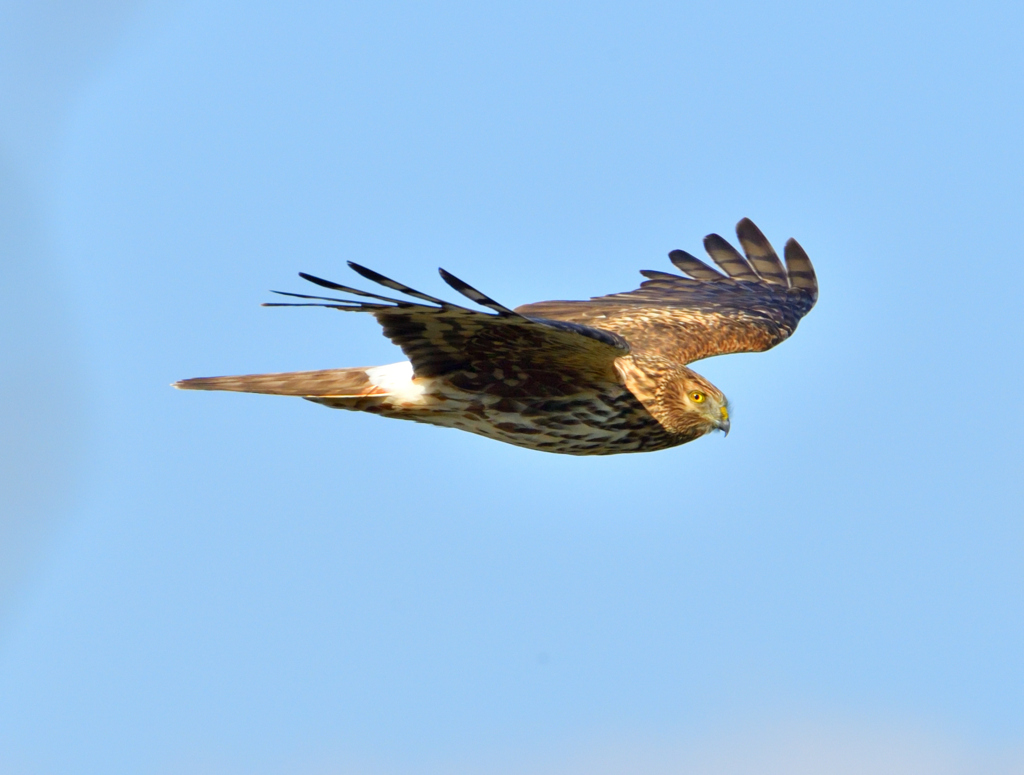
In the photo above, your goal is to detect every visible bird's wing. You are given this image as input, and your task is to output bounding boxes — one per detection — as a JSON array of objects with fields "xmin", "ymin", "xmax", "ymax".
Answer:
[
  {"xmin": 515, "ymin": 218, "xmax": 818, "ymax": 366},
  {"xmin": 266, "ymin": 262, "xmax": 630, "ymax": 397}
]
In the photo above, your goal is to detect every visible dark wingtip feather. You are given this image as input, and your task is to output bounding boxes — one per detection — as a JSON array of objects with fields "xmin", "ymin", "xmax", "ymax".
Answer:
[
  {"xmin": 270, "ymin": 289, "xmax": 349, "ymax": 303},
  {"xmin": 703, "ymin": 234, "xmax": 759, "ymax": 281},
  {"xmin": 260, "ymin": 302, "xmax": 379, "ymax": 310},
  {"xmin": 299, "ymin": 272, "xmax": 395, "ymax": 299},
  {"xmin": 346, "ymin": 262, "xmax": 455, "ymax": 306},
  {"xmin": 299, "ymin": 271, "xmax": 342, "ymax": 290},
  {"xmin": 735, "ymin": 219, "xmax": 787, "ymax": 286},
  {"xmin": 345, "ymin": 261, "xmax": 392, "ymax": 285},
  {"xmin": 438, "ymin": 268, "xmax": 515, "ymax": 315},
  {"xmin": 640, "ymin": 269, "xmax": 686, "ymax": 281},
  {"xmin": 298, "ymin": 272, "xmax": 411, "ymax": 305},
  {"xmin": 784, "ymin": 238, "xmax": 818, "ymax": 302},
  {"xmin": 668, "ymin": 249, "xmax": 726, "ymax": 281}
]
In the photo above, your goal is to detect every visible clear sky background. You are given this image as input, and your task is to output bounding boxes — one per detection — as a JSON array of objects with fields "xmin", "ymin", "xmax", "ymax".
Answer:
[{"xmin": 1, "ymin": 1, "xmax": 1022, "ymax": 773}]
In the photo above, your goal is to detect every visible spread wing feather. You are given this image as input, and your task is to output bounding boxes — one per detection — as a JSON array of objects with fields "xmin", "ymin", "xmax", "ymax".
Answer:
[
  {"xmin": 266, "ymin": 262, "xmax": 630, "ymax": 397},
  {"xmin": 515, "ymin": 218, "xmax": 817, "ymax": 365}
]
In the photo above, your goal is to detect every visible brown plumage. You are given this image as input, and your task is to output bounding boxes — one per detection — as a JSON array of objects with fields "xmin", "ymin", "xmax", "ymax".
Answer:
[{"xmin": 175, "ymin": 218, "xmax": 817, "ymax": 455}]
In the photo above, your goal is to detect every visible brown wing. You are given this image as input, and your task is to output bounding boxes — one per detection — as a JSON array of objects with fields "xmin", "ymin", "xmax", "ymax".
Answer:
[
  {"xmin": 515, "ymin": 218, "xmax": 818, "ymax": 365},
  {"xmin": 265, "ymin": 262, "xmax": 630, "ymax": 398}
]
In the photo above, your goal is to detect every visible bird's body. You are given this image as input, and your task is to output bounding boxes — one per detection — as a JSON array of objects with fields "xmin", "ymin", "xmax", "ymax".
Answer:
[
  {"xmin": 175, "ymin": 219, "xmax": 818, "ymax": 455},
  {"xmin": 316, "ymin": 361, "xmax": 677, "ymax": 456}
]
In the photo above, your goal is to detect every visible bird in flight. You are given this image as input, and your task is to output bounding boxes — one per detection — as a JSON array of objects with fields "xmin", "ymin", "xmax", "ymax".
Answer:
[{"xmin": 175, "ymin": 219, "xmax": 817, "ymax": 455}]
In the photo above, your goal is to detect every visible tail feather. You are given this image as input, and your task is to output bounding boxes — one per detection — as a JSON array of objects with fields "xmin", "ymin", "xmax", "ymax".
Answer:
[{"xmin": 173, "ymin": 367, "xmax": 385, "ymax": 397}]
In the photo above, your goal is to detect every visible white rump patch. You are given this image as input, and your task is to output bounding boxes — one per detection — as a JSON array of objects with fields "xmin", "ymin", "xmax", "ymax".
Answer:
[{"xmin": 365, "ymin": 361, "xmax": 425, "ymax": 401}]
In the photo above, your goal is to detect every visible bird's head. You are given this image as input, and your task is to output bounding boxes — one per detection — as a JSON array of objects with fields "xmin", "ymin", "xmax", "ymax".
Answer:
[{"xmin": 662, "ymin": 368, "xmax": 730, "ymax": 438}]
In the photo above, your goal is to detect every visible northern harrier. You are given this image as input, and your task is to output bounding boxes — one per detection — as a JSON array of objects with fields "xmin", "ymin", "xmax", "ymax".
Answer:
[{"xmin": 175, "ymin": 219, "xmax": 817, "ymax": 455}]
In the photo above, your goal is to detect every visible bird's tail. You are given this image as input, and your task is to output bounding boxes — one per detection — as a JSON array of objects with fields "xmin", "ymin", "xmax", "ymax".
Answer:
[{"xmin": 173, "ymin": 366, "xmax": 389, "ymax": 397}]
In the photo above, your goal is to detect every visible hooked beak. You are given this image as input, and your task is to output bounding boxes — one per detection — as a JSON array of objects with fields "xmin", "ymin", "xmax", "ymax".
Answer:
[{"xmin": 717, "ymin": 407, "xmax": 730, "ymax": 436}]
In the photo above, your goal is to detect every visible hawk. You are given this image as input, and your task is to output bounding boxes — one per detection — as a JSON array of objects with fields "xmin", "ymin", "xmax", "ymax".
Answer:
[{"xmin": 175, "ymin": 218, "xmax": 817, "ymax": 455}]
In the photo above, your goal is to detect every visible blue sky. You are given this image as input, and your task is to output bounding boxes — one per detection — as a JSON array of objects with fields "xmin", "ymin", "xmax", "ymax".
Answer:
[{"xmin": 1, "ymin": 1, "xmax": 1022, "ymax": 773}]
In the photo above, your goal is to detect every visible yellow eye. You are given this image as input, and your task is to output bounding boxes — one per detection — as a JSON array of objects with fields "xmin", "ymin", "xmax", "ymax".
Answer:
[{"xmin": 689, "ymin": 391, "xmax": 705, "ymax": 403}]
